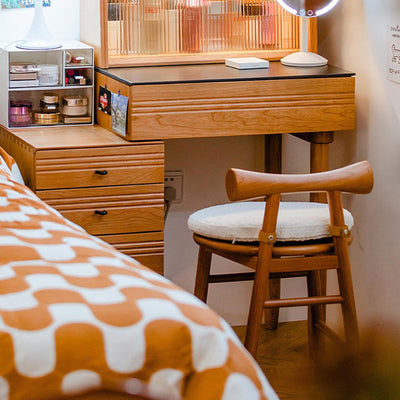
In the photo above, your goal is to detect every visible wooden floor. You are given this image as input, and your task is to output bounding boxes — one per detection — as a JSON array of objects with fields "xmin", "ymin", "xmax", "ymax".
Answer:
[{"xmin": 233, "ymin": 321, "xmax": 314, "ymax": 400}]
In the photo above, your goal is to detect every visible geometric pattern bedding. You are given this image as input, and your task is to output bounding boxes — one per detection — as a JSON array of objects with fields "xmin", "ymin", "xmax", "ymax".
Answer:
[{"xmin": 0, "ymin": 153, "xmax": 278, "ymax": 400}]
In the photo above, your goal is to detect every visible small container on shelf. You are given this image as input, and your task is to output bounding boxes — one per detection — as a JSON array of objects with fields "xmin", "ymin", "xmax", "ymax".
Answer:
[
  {"xmin": 62, "ymin": 95, "xmax": 91, "ymax": 124},
  {"xmin": 62, "ymin": 95, "xmax": 89, "ymax": 116},
  {"xmin": 65, "ymin": 68, "xmax": 92, "ymax": 86},
  {"xmin": 9, "ymin": 100, "xmax": 32, "ymax": 127},
  {"xmin": 38, "ymin": 64, "xmax": 59, "ymax": 86},
  {"xmin": 65, "ymin": 51, "xmax": 92, "ymax": 66},
  {"xmin": 34, "ymin": 111, "xmax": 60, "ymax": 125},
  {"xmin": 40, "ymin": 93, "xmax": 59, "ymax": 113}
]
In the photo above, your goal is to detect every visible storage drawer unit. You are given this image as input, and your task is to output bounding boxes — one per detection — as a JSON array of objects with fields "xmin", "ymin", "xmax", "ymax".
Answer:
[{"xmin": 0, "ymin": 125, "xmax": 165, "ymax": 274}]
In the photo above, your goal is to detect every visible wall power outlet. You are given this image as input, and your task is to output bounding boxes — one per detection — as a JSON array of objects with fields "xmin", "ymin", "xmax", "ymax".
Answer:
[{"xmin": 164, "ymin": 170, "xmax": 183, "ymax": 203}]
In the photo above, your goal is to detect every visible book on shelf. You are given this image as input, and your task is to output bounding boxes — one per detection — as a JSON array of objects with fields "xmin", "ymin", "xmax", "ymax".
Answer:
[
  {"xmin": 9, "ymin": 79, "xmax": 40, "ymax": 88},
  {"xmin": 10, "ymin": 72, "xmax": 38, "ymax": 81},
  {"xmin": 62, "ymin": 115, "xmax": 92, "ymax": 124}
]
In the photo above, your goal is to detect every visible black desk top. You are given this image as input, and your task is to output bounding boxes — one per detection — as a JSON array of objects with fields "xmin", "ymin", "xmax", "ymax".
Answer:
[{"xmin": 96, "ymin": 61, "xmax": 355, "ymax": 86}]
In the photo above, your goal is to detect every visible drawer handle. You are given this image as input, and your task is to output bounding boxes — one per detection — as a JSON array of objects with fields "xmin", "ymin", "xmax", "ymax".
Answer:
[
  {"xmin": 95, "ymin": 170, "xmax": 108, "ymax": 175},
  {"xmin": 95, "ymin": 210, "xmax": 108, "ymax": 216}
]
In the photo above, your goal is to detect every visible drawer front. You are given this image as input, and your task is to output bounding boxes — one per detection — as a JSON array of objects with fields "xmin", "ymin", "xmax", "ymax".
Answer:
[
  {"xmin": 126, "ymin": 78, "xmax": 356, "ymax": 140},
  {"xmin": 98, "ymin": 232, "xmax": 164, "ymax": 275},
  {"xmin": 38, "ymin": 184, "xmax": 164, "ymax": 236},
  {"xmin": 35, "ymin": 143, "xmax": 164, "ymax": 190}
]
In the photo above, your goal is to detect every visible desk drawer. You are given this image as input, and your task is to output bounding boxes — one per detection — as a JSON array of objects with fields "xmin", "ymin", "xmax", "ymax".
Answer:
[
  {"xmin": 98, "ymin": 232, "xmax": 164, "ymax": 275},
  {"xmin": 38, "ymin": 184, "xmax": 164, "ymax": 236},
  {"xmin": 124, "ymin": 78, "xmax": 355, "ymax": 140},
  {"xmin": 35, "ymin": 143, "xmax": 164, "ymax": 190}
]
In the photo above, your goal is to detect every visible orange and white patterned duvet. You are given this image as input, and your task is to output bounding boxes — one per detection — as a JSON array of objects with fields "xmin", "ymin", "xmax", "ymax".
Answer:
[{"xmin": 0, "ymin": 152, "xmax": 278, "ymax": 400}]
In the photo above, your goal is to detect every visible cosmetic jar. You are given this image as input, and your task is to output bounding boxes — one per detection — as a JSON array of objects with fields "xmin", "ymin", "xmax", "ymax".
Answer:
[
  {"xmin": 38, "ymin": 64, "xmax": 59, "ymax": 86},
  {"xmin": 65, "ymin": 51, "xmax": 72, "ymax": 64},
  {"xmin": 62, "ymin": 95, "xmax": 89, "ymax": 116},
  {"xmin": 34, "ymin": 111, "xmax": 60, "ymax": 125},
  {"xmin": 9, "ymin": 101, "xmax": 32, "ymax": 127},
  {"xmin": 40, "ymin": 93, "xmax": 59, "ymax": 112}
]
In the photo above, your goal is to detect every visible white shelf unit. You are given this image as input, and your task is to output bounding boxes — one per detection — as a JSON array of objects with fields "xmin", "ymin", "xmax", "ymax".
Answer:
[{"xmin": 0, "ymin": 40, "xmax": 94, "ymax": 128}]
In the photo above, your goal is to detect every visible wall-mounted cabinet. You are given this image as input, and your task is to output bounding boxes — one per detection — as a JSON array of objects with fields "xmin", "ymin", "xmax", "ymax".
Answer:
[
  {"xmin": 0, "ymin": 40, "xmax": 94, "ymax": 128},
  {"xmin": 80, "ymin": 0, "xmax": 317, "ymax": 68}
]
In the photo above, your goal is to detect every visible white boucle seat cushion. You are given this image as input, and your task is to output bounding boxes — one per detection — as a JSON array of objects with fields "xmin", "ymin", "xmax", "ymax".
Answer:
[{"xmin": 187, "ymin": 201, "xmax": 354, "ymax": 242}]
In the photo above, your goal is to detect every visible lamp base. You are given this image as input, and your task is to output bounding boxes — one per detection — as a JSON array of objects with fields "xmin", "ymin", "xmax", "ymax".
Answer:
[
  {"xmin": 15, "ymin": 0, "xmax": 62, "ymax": 51},
  {"xmin": 281, "ymin": 51, "xmax": 328, "ymax": 67},
  {"xmin": 16, "ymin": 39, "xmax": 62, "ymax": 50}
]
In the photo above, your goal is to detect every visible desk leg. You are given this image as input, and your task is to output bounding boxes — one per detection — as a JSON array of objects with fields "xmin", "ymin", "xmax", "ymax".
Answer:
[
  {"xmin": 309, "ymin": 131, "xmax": 334, "ymax": 355},
  {"xmin": 310, "ymin": 131, "xmax": 334, "ymax": 202},
  {"xmin": 264, "ymin": 134, "xmax": 282, "ymax": 330}
]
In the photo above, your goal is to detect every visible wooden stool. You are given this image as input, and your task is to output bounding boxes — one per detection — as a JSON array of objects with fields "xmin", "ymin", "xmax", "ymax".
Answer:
[{"xmin": 188, "ymin": 161, "xmax": 373, "ymax": 358}]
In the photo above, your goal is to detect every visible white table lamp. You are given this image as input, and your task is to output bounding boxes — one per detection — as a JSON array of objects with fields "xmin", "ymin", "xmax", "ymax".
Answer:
[
  {"xmin": 16, "ymin": 0, "xmax": 61, "ymax": 50},
  {"xmin": 276, "ymin": 0, "xmax": 340, "ymax": 67}
]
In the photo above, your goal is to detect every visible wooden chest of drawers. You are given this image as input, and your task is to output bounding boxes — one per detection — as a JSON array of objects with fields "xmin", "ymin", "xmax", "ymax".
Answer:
[{"xmin": 0, "ymin": 125, "xmax": 165, "ymax": 274}]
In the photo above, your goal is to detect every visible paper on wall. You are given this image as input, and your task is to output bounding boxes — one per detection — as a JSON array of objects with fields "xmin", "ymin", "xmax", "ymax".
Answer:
[{"xmin": 387, "ymin": 24, "xmax": 400, "ymax": 84}]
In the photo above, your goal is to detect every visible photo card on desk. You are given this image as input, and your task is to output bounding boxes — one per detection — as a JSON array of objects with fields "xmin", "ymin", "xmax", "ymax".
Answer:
[
  {"xmin": 111, "ymin": 92, "xmax": 129, "ymax": 136},
  {"xmin": 98, "ymin": 86, "xmax": 112, "ymax": 114}
]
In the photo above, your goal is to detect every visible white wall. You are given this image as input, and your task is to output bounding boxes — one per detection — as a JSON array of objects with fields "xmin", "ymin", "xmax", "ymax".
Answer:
[
  {"xmin": 315, "ymin": 0, "xmax": 400, "ymax": 329},
  {"xmin": 0, "ymin": 0, "xmax": 79, "ymax": 47}
]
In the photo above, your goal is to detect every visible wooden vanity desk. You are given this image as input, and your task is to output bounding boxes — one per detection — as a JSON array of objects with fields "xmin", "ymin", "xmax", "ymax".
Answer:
[
  {"xmin": 0, "ymin": 62, "xmax": 355, "ymax": 275},
  {"xmin": 96, "ymin": 61, "xmax": 355, "ymax": 183}
]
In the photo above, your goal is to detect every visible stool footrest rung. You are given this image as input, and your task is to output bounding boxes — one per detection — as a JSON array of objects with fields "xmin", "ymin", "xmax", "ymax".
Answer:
[
  {"xmin": 264, "ymin": 295, "xmax": 343, "ymax": 308},
  {"xmin": 208, "ymin": 270, "xmax": 309, "ymax": 283},
  {"xmin": 209, "ymin": 272, "xmax": 255, "ymax": 283}
]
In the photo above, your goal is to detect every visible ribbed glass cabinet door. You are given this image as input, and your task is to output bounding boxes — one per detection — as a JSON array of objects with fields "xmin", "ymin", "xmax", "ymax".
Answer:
[{"xmin": 106, "ymin": 0, "xmax": 300, "ymax": 60}]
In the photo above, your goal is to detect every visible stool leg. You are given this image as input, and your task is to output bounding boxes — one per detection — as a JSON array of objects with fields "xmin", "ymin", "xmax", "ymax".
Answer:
[
  {"xmin": 246, "ymin": 194, "xmax": 280, "ymax": 357},
  {"xmin": 263, "ymin": 278, "xmax": 280, "ymax": 330},
  {"xmin": 245, "ymin": 249, "xmax": 275, "ymax": 357},
  {"xmin": 335, "ymin": 240, "xmax": 360, "ymax": 346},
  {"xmin": 307, "ymin": 271, "xmax": 325, "ymax": 358},
  {"xmin": 194, "ymin": 246, "xmax": 212, "ymax": 303},
  {"xmin": 328, "ymin": 191, "xmax": 359, "ymax": 346},
  {"xmin": 264, "ymin": 134, "xmax": 282, "ymax": 330}
]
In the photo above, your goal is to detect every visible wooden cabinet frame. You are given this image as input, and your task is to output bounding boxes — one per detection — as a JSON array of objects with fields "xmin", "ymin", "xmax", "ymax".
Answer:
[{"xmin": 80, "ymin": 0, "xmax": 317, "ymax": 68}]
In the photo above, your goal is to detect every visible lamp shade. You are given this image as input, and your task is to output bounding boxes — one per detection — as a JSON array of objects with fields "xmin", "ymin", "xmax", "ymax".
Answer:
[{"xmin": 16, "ymin": 0, "xmax": 61, "ymax": 50}]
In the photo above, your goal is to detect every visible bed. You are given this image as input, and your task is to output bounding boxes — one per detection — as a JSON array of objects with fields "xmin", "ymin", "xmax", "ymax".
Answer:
[{"xmin": 0, "ymin": 148, "xmax": 278, "ymax": 400}]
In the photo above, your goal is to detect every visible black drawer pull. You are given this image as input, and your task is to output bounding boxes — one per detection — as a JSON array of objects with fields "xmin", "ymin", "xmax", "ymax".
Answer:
[
  {"xmin": 94, "ymin": 210, "xmax": 108, "ymax": 216},
  {"xmin": 95, "ymin": 170, "xmax": 108, "ymax": 175}
]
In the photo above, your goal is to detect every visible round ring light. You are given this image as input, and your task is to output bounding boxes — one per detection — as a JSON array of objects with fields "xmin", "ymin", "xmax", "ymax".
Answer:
[
  {"xmin": 275, "ymin": 0, "xmax": 340, "ymax": 17},
  {"xmin": 276, "ymin": 0, "xmax": 341, "ymax": 67}
]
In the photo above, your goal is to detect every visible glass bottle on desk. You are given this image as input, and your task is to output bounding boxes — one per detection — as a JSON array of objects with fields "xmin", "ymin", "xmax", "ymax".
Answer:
[
  {"xmin": 206, "ymin": 0, "xmax": 225, "ymax": 52},
  {"xmin": 127, "ymin": 0, "xmax": 141, "ymax": 54},
  {"xmin": 108, "ymin": 1, "xmax": 123, "ymax": 55},
  {"xmin": 278, "ymin": 5, "xmax": 297, "ymax": 49},
  {"xmin": 181, "ymin": 0, "xmax": 203, "ymax": 53},
  {"xmin": 260, "ymin": 0, "xmax": 278, "ymax": 49},
  {"xmin": 241, "ymin": 1, "xmax": 261, "ymax": 50},
  {"xmin": 164, "ymin": 0, "xmax": 180, "ymax": 53},
  {"xmin": 143, "ymin": 0, "xmax": 163, "ymax": 54},
  {"xmin": 229, "ymin": 0, "xmax": 243, "ymax": 50}
]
